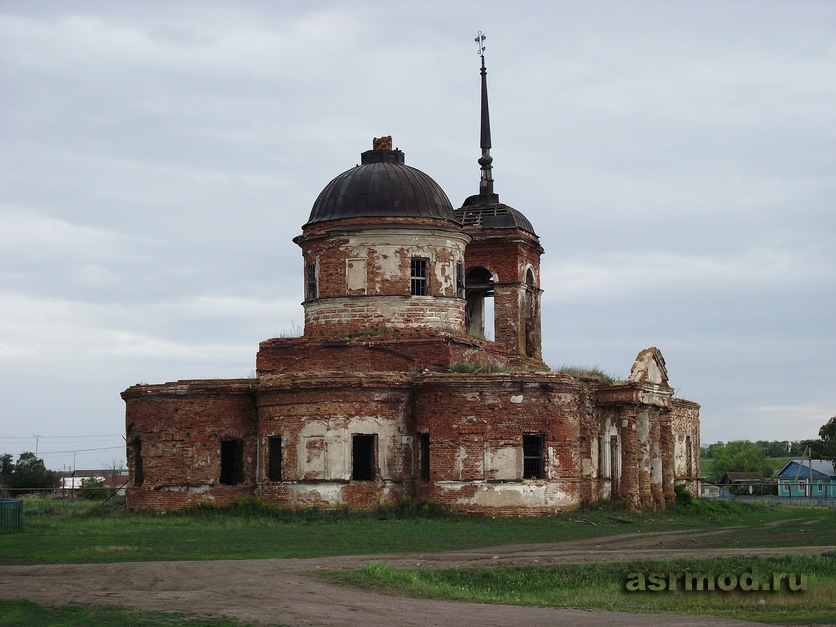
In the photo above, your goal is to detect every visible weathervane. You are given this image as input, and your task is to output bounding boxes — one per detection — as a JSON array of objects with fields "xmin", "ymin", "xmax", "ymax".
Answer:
[{"xmin": 474, "ymin": 31, "xmax": 493, "ymax": 196}]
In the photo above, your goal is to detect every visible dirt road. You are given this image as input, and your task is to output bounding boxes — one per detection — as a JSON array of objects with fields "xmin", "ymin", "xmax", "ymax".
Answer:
[{"xmin": 2, "ymin": 527, "xmax": 832, "ymax": 626}]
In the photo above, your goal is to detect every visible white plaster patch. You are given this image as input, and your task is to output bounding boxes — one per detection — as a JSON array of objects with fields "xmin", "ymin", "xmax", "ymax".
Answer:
[
  {"xmin": 292, "ymin": 483, "xmax": 344, "ymax": 506},
  {"xmin": 487, "ymin": 446, "xmax": 520, "ymax": 481},
  {"xmin": 510, "ymin": 395, "xmax": 524, "ymax": 404},
  {"xmin": 160, "ymin": 484, "xmax": 212, "ymax": 493},
  {"xmin": 582, "ymin": 458, "xmax": 593, "ymax": 477}
]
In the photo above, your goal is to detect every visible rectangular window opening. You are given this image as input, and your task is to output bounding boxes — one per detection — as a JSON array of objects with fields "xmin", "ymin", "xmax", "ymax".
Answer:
[
  {"xmin": 410, "ymin": 258, "xmax": 428, "ymax": 296},
  {"xmin": 220, "ymin": 439, "xmax": 244, "ymax": 485},
  {"xmin": 456, "ymin": 262, "xmax": 465, "ymax": 299},
  {"xmin": 352, "ymin": 434, "xmax": 376, "ymax": 481},
  {"xmin": 418, "ymin": 433, "xmax": 430, "ymax": 481},
  {"xmin": 523, "ymin": 434, "xmax": 545, "ymax": 479},
  {"xmin": 268, "ymin": 436, "xmax": 282, "ymax": 482},
  {"xmin": 305, "ymin": 261, "xmax": 317, "ymax": 301}
]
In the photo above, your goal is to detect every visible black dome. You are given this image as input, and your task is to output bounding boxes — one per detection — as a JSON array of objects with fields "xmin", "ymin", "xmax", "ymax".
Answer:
[
  {"xmin": 305, "ymin": 149, "xmax": 456, "ymax": 227},
  {"xmin": 455, "ymin": 193, "xmax": 536, "ymax": 236}
]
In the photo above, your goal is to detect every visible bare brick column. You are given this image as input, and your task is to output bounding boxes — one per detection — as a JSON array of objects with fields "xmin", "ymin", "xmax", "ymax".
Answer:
[
  {"xmin": 650, "ymin": 410, "xmax": 665, "ymax": 511},
  {"xmin": 637, "ymin": 409, "xmax": 653, "ymax": 509},
  {"xmin": 619, "ymin": 406, "xmax": 641, "ymax": 511},
  {"xmin": 660, "ymin": 413, "xmax": 676, "ymax": 504}
]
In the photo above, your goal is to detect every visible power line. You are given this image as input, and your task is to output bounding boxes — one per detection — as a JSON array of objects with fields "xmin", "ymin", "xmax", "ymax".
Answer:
[
  {"xmin": 0, "ymin": 434, "xmax": 123, "ymax": 439},
  {"xmin": 39, "ymin": 446, "xmax": 125, "ymax": 454}
]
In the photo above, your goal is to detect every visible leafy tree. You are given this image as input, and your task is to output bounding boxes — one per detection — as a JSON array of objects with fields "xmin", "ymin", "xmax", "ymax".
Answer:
[
  {"xmin": 700, "ymin": 442, "xmax": 725, "ymax": 460},
  {"xmin": 766, "ymin": 440, "xmax": 791, "ymax": 457},
  {"xmin": 0, "ymin": 452, "xmax": 59, "ymax": 494},
  {"xmin": 710, "ymin": 440, "xmax": 775, "ymax": 483},
  {"xmin": 810, "ymin": 416, "xmax": 836, "ymax": 462},
  {"xmin": 0, "ymin": 453, "xmax": 14, "ymax": 478},
  {"xmin": 80, "ymin": 476, "xmax": 108, "ymax": 500}
]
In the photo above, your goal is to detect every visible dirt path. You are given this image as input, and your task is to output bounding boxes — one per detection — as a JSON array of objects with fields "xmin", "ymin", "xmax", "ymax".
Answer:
[{"xmin": 1, "ymin": 526, "xmax": 832, "ymax": 626}]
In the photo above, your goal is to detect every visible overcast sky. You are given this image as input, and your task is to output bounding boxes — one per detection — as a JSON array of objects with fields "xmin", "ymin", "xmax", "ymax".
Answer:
[{"xmin": 2, "ymin": 1, "xmax": 834, "ymax": 472}]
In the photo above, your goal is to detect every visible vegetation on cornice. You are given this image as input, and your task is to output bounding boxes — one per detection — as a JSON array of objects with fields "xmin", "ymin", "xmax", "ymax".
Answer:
[
  {"xmin": 448, "ymin": 361, "xmax": 509, "ymax": 374},
  {"xmin": 555, "ymin": 365, "xmax": 620, "ymax": 383}
]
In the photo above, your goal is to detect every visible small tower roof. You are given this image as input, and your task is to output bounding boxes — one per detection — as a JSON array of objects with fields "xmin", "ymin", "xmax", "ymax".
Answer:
[{"xmin": 455, "ymin": 33, "xmax": 536, "ymax": 236}]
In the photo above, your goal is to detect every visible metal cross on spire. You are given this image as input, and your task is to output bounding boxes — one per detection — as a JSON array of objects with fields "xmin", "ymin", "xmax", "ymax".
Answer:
[
  {"xmin": 475, "ymin": 31, "xmax": 486, "ymax": 57},
  {"xmin": 474, "ymin": 31, "xmax": 493, "ymax": 196}
]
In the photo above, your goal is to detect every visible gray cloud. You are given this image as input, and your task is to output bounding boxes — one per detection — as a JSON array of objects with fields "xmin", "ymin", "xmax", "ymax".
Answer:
[{"xmin": 1, "ymin": 1, "xmax": 834, "ymax": 469}]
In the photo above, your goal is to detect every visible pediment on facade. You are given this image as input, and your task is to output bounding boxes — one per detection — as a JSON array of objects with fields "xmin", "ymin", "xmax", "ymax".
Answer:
[{"xmin": 629, "ymin": 347, "xmax": 669, "ymax": 387}]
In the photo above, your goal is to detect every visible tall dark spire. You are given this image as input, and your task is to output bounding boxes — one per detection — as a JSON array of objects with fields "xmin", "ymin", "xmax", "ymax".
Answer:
[{"xmin": 475, "ymin": 31, "xmax": 494, "ymax": 196}]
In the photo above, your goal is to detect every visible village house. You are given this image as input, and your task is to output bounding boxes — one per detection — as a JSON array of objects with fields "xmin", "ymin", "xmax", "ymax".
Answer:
[
  {"xmin": 716, "ymin": 471, "xmax": 773, "ymax": 497},
  {"xmin": 122, "ymin": 50, "xmax": 700, "ymax": 515},
  {"xmin": 776, "ymin": 460, "xmax": 836, "ymax": 498}
]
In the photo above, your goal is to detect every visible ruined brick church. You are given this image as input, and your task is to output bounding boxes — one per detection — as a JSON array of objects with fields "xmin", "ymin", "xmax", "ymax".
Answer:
[{"xmin": 122, "ymin": 48, "xmax": 700, "ymax": 514}]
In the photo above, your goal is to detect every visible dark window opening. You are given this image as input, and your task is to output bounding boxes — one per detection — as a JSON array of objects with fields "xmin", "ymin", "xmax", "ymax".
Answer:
[
  {"xmin": 610, "ymin": 435, "xmax": 620, "ymax": 495},
  {"xmin": 352, "ymin": 434, "xmax": 376, "ymax": 481},
  {"xmin": 220, "ymin": 439, "xmax": 244, "ymax": 485},
  {"xmin": 456, "ymin": 262, "xmax": 465, "ymax": 299},
  {"xmin": 598, "ymin": 435, "xmax": 607, "ymax": 479},
  {"xmin": 268, "ymin": 436, "xmax": 282, "ymax": 481},
  {"xmin": 410, "ymin": 258, "xmax": 428, "ymax": 296},
  {"xmin": 418, "ymin": 433, "xmax": 430, "ymax": 481},
  {"xmin": 523, "ymin": 434, "xmax": 545, "ymax": 479},
  {"xmin": 305, "ymin": 261, "xmax": 317, "ymax": 301},
  {"xmin": 685, "ymin": 435, "xmax": 693, "ymax": 477},
  {"xmin": 465, "ymin": 266, "xmax": 494, "ymax": 340},
  {"xmin": 132, "ymin": 437, "xmax": 144, "ymax": 487}
]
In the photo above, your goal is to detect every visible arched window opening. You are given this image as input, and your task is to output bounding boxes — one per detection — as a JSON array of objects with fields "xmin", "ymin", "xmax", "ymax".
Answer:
[{"xmin": 465, "ymin": 267, "xmax": 494, "ymax": 340}]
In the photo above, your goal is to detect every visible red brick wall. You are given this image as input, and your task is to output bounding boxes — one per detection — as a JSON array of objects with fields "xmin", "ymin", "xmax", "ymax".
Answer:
[
  {"xmin": 122, "ymin": 371, "xmax": 699, "ymax": 514},
  {"xmin": 295, "ymin": 218, "xmax": 469, "ymax": 336},
  {"xmin": 256, "ymin": 373, "xmax": 413, "ymax": 508},
  {"xmin": 123, "ymin": 380, "xmax": 256, "ymax": 511},
  {"xmin": 413, "ymin": 373, "xmax": 585, "ymax": 514},
  {"xmin": 256, "ymin": 333, "xmax": 520, "ymax": 375},
  {"xmin": 462, "ymin": 229, "xmax": 544, "ymax": 360},
  {"xmin": 672, "ymin": 398, "xmax": 701, "ymax": 496}
]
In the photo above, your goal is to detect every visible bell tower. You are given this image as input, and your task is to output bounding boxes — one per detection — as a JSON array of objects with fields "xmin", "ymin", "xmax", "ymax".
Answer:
[{"xmin": 455, "ymin": 32, "xmax": 544, "ymax": 362}]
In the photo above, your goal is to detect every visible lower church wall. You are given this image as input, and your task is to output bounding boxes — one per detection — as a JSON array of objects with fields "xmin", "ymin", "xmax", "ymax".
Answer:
[
  {"xmin": 672, "ymin": 398, "xmax": 701, "ymax": 496},
  {"xmin": 121, "ymin": 370, "xmax": 701, "ymax": 514},
  {"xmin": 255, "ymin": 373, "xmax": 414, "ymax": 509},
  {"xmin": 413, "ymin": 373, "xmax": 588, "ymax": 513},
  {"xmin": 122, "ymin": 379, "xmax": 257, "ymax": 511}
]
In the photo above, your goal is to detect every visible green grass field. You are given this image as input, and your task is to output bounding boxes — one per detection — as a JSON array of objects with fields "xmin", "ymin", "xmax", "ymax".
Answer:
[
  {"xmin": 0, "ymin": 600, "xmax": 242, "ymax": 627},
  {"xmin": 327, "ymin": 554, "xmax": 836, "ymax": 625},
  {"xmin": 2, "ymin": 496, "xmax": 833, "ymax": 565},
  {"xmin": 1, "ymin": 497, "xmax": 834, "ymax": 624}
]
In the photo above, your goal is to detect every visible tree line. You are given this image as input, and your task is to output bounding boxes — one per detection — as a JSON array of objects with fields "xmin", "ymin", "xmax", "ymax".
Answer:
[
  {"xmin": 0, "ymin": 452, "xmax": 59, "ymax": 493},
  {"xmin": 701, "ymin": 416, "xmax": 835, "ymax": 484},
  {"xmin": 701, "ymin": 440, "xmax": 807, "ymax": 459},
  {"xmin": 702, "ymin": 416, "xmax": 836, "ymax": 462}
]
